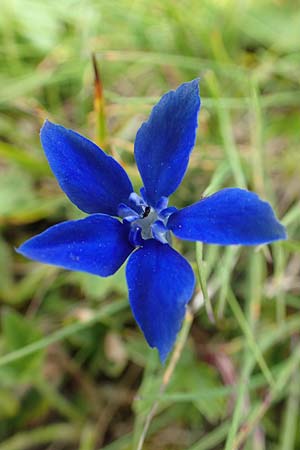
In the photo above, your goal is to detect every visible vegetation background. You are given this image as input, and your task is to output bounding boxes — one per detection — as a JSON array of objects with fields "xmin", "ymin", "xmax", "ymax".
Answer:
[{"xmin": 0, "ymin": 0, "xmax": 300, "ymax": 449}]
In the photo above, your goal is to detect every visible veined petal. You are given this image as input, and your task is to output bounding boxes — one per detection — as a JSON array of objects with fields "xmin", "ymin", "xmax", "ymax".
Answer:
[
  {"xmin": 134, "ymin": 79, "xmax": 201, "ymax": 207},
  {"xmin": 17, "ymin": 214, "xmax": 134, "ymax": 276},
  {"xmin": 168, "ymin": 188, "xmax": 287, "ymax": 245},
  {"xmin": 41, "ymin": 121, "xmax": 133, "ymax": 215},
  {"xmin": 126, "ymin": 240, "xmax": 195, "ymax": 362}
]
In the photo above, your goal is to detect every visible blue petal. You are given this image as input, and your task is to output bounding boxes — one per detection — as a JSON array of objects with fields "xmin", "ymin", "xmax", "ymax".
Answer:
[
  {"xmin": 168, "ymin": 188, "xmax": 287, "ymax": 245},
  {"xmin": 41, "ymin": 121, "xmax": 133, "ymax": 215},
  {"xmin": 126, "ymin": 240, "xmax": 195, "ymax": 362},
  {"xmin": 17, "ymin": 214, "xmax": 133, "ymax": 276},
  {"xmin": 134, "ymin": 79, "xmax": 201, "ymax": 207}
]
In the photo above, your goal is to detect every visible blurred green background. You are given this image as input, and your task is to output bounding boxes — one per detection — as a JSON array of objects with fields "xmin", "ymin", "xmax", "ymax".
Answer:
[{"xmin": 0, "ymin": 0, "xmax": 300, "ymax": 449}]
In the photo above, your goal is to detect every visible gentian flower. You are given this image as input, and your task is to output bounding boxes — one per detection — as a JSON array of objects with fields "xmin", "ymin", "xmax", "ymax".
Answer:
[{"xmin": 17, "ymin": 79, "xmax": 286, "ymax": 362}]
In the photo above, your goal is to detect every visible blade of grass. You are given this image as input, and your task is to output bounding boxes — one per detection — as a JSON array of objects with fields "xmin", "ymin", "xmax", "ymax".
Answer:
[
  {"xmin": 134, "ymin": 308, "xmax": 194, "ymax": 450},
  {"xmin": 224, "ymin": 250, "xmax": 265, "ymax": 450},
  {"xmin": 195, "ymin": 242, "xmax": 215, "ymax": 323},
  {"xmin": 106, "ymin": 91, "xmax": 300, "ymax": 111},
  {"xmin": 281, "ymin": 202, "xmax": 300, "ymax": 227},
  {"xmin": 224, "ymin": 356, "xmax": 253, "ymax": 450},
  {"xmin": 216, "ymin": 247, "xmax": 239, "ymax": 318},
  {"xmin": 36, "ymin": 377, "xmax": 83, "ymax": 422},
  {"xmin": 227, "ymin": 288, "xmax": 274, "ymax": 388},
  {"xmin": 0, "ymin": 424, "xmax": 80, "ymax": 450},
  {"xmin": 92, "ymin": 54, "xmax": 108, "ymax": 149},
  {"xmin": 205, "ymin": 71, "xmax": 247, "ymax": 189},
  {"xmin": 0, "ymin": 63, "xmax": 85, "ymax": 104},
  {"xmin": 249, "ymin": 78, "xmax": 267, "ymax": 196},
  {"xmin": 0, "ymin": 299, "xmax": 127, "ymax": 368},
  {"xmin": 279, "ymin": 353, "xmax": 300, "ymax": 450},
  {"xmin": 188, "ymin": 419, "xmax": 231, "ymax": 450},
  {"xmin": 147, "ymin": 360, "xmax": 285, "ymax": 404},
  {"xmin": 272, "ymin": 243, "xmax": 287, "ymax": 323},
  {"xmin": 0, "ymin": 142, "xmax": 50, "ymax": 176},
  {"xmin": 232, "ymin": 343, "xmax": 300, "ymax": 450},
  {"xmin": 79, "ymin": 424, "xmax": 97, "ymax": 450},
  {"xmin": 202, "ymin": 161, "xmax": 231, "ymax": 197},
  {"xmin": 98, "ymin": 50, "xmax": 248, "ymax": 78}
]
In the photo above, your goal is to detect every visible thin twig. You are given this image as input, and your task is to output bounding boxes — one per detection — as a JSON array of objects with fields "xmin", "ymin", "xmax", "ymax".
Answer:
[{"xmin": 136, "ymin": 308, "xmax": 194, "ymax": 450}]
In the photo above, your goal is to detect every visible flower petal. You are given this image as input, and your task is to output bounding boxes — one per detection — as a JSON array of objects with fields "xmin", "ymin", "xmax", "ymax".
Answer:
[
  {"xmin": 17, "ymin": 214, "xmax": 133, "ymax": 276},
  {"xmin": 134, "ymin": 79, "xmax": 201, "ymax": 207},
  {"xmin": 41, "ymin": 121, "xmax": 133, "ymax": 215},
  {"xmin": 168, "ymin": 188, "xmax": 287, "ymax": 245},
  {"xmin": 126, "ymin": 240, "xmax": 195, "ymax": 362}
]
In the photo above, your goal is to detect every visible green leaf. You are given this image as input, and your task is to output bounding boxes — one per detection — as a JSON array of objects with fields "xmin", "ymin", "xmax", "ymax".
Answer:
[{"xmin": 172, "ymin": 355, "xmax": 226, "ymax": 422}]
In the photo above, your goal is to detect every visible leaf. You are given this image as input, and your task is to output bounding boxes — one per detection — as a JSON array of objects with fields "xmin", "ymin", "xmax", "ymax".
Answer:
[{"xmin": 171, "ymin": 350, "xmax": 226, "ymax": 423}]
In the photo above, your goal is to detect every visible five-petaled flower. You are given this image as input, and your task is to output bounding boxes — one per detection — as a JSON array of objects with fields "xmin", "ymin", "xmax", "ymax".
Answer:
[{"xmin": 18, "ymin": 79, "xmax": 287, "ymax": 362}]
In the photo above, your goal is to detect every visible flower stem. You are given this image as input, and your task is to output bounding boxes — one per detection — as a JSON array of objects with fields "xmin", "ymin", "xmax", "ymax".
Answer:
[{"xmin": 136, "ymin": 307, "xmax": 194, "ymax": 450}]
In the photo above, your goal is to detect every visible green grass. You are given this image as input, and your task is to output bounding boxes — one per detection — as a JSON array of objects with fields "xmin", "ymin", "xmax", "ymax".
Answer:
[{"xmin": 1, "ymin": 0, "xmax": 300, "ymax": 448}]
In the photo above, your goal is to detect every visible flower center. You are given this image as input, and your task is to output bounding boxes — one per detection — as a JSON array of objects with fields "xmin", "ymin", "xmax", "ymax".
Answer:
[
  {"xmin": 134, "ymin": 208, "xmax": 159, "ymax": 240},
  {"xmin": 118, "ymin": 191, "xmax": 176, "ymax": 247}
]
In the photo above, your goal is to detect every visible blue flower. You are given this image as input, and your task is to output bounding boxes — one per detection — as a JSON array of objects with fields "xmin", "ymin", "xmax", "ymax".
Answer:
[{"xmin": 17, "ymin": 79, "xmax": 286, "ymax": 362}]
